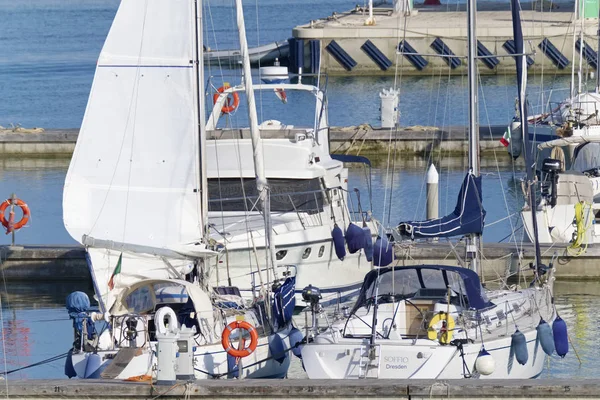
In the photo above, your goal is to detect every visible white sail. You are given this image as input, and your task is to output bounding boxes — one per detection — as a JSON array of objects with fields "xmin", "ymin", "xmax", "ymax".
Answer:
[{"xmin": 63, "ymin": 0, "xmax": 202, "ymax": 250}]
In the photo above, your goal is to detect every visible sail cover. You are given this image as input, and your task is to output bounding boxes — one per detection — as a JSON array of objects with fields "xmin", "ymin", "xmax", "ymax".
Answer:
[
  {"xmin": 397, "ymin": 172, "xmax": 485, "ymax": 239},
  {"xmin": 63, "ymin": 0, "xmax": 202, "ymax": 249}
]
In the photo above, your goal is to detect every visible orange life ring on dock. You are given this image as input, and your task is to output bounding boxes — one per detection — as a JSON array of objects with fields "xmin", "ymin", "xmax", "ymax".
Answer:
[
  {"xmin": 0, "ymin": 198, "xmax": 30, "ymax": 233},
  {"xmin": 221, "ymin": 320, "xmax": 258, "ymax": 358},
  {"xmin": 213, "ymin": 84, "xmax": 239, "ymax": 114}
]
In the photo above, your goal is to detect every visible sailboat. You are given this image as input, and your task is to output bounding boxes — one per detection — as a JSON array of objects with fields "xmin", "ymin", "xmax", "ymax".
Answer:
[
  {"xmin": 506, "ymin": 3, "xmax": 600, "ymax": 245},
  {"xmin": 299, "ymin": 0, "xmax": 567, "ymax": 379},
  {"xmin": 62, "ymin": 0, "xmax": 298, "ymax": 380}
]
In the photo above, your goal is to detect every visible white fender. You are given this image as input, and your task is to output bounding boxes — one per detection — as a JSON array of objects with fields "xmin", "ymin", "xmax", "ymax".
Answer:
[{"xmin": 155, "ymin": 307, "xmax": 179, "ymax": 335}]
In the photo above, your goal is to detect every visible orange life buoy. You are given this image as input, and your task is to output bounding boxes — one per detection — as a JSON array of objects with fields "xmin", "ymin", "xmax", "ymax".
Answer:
[
  {"xmin": 213, "ymin": 84, "xmax": 239, "ymax": 114},
  {"xmin": 221, "ymin": 320, "xmax": 258, "ymax": 358},
  {"xmin": 0, "ymin": 198, "xmax": 30, "ymax": 234}
]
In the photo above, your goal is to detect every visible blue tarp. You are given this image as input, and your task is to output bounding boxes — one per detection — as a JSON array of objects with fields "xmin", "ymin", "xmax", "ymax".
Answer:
[
  {"xmin": 397, "ymin": 172, "xmax": 485, "ymax": 239},
  {"xmin": 273, "ymin": 277, "xmax": 296, "ymax": 327}
]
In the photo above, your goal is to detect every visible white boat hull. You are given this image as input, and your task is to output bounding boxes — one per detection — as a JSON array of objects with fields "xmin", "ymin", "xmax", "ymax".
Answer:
[
  {"xmin": 70, "ymin": 327, "xmax": 293, "ymax": 380},
  {"xmin": 301, "ymin": 329, "xmax": 546, "ymax": 379}
]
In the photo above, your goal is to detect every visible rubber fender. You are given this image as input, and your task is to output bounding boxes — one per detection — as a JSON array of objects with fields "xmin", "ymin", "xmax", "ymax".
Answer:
[
  {"xmin": 511, "ymin": 329, "xmax": 528, "ymax": 365},
  {"xmin": 331, "ymin": 224, "xmax": 346, "ymax": 260},
  {"xmin": 268, "ymin": 334, "xmax": 287, "ymax": 364},
  {"xmin": 373, "ymin": 236, "xmax": 393, "ymax": 266},
  {"xmin": 345, "ymin": 223, "xmax": 365, "ymax": 254},
  {"xmin": 289, "ymin": 327, "xmax": 304, "ymax": 359},
  {"xmin": 552, "ymin": 315, "xmax": 569, "ymax": 358},
  {"xmin": 536, "ymin": 319, "xmax": 555, "ymax": 356}
]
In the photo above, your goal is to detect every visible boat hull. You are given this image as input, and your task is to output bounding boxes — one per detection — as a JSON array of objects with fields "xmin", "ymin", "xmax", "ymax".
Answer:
[
  {"xmin": 301, "ymin": 329, "xmax": 546, "ymax": 379},
  {"xmin": 70, "ymin": 327, "xmax": 293, "ymax": 380}
]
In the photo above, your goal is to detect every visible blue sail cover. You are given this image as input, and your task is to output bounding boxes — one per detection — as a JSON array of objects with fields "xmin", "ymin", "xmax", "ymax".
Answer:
[{"xmin": 398, "ymin": 172, "xmax": 485, "ymax": 239}]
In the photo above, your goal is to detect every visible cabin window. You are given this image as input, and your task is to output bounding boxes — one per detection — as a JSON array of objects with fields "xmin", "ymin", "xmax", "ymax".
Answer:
[
  {"xmin": 318, "ymin": 245, "xmax": 325, "ymax": 257},
  {"xmin": 276, "ymin": 250, "xmax": 287, "ymax": 260},
  {"xmin": 302, "ymin": 248, "xmax": 312, "ymax": 259},
  {"xmin": 208, "ymin": 178, "xmax": 324, "ymax": 213}
]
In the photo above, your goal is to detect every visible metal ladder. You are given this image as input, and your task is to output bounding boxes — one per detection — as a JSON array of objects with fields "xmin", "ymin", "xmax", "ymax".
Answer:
[{"xmin": 358, "ymin": 343, "xmax": 380, "ymax": 379}]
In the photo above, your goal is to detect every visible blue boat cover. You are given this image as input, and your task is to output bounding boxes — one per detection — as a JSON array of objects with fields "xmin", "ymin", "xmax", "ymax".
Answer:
[
  {"xmin": 345, "ymin": 223, "xmax": 365, "ymax": 254},
  {"xmin": 398, "ymin": 172, "xmax": 485, "ymax": 239},
  {"xmin": 351, "ymin": 265, "xmax": 493, "ymax": 314},
  {"xmin": 273, "ymin": 277, "xmax": 296, "ymax": 327}
]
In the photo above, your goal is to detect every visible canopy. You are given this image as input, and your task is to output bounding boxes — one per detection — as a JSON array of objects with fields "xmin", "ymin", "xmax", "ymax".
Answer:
[
  {"xmin": 351, "ymin": 265, "xmax": 493, "ymax": 314},
  {"xmin": 397, "ymin": 172, "xmax": 485, "ymax": 239}
]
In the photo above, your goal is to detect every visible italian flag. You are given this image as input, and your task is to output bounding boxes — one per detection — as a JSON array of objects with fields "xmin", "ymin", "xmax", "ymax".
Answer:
[
  {"xmin": 107, "ymin": 253, "xmax": 122, "ymax": 291},
  {"xmin": 500, "ymin": 125, "xmax": 511, "ymax": 147}
]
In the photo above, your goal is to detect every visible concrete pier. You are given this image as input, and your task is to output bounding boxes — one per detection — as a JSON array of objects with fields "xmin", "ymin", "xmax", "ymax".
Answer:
[
  {"xmin": 0, "ymin": 126, "xmax": 509, "ymax": 157},
  {"xmin": 0, "ymin": 379, "xmax": 599, "ymax": 399},
  {"xmin": 1, "ymin": 242, "xmax": 600, "ymax": 282},
  {"xmin": 292, "ymin": 1, "xmax": 598, "ymax": 76}
]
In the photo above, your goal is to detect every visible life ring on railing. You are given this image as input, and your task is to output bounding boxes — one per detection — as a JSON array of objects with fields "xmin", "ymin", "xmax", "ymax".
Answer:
[
  {"xmin": 221, "ymin": 320, "xmax": 258, "ymax": 358},
  {"xmin": 213, "ymin": 84, "xmax": 239, "ymax": 114},
  {"xmin": 427, "ymin": 312, "xmax": 455, "ymax": 344},
  {"xmin": 0, "ymin": 198, "xmax": 30, "ymax": 233}
]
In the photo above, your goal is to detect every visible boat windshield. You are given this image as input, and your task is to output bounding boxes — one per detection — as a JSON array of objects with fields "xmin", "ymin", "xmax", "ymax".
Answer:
[
  {"xmin": 572, "ymin": 143, "xmax": 600, "ymax": 173},
  {"xmin": 208, "ymin": 177, "xmax": 324, "ymax": 213},
  {"xmin": 351, "ymin": 266, "xmax": 492, "ymax": 313},
  {"xmin": 124, "ymin": 282, "xmax": 190, "ymax": 314}
]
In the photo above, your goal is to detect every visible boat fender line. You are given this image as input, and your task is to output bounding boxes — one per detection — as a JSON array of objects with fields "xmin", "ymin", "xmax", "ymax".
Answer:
[
  {"xmin": 536, "ymin": 319, "xmax": 555, "ymax": 356},
  {"xmin": 427, "ymin": 312, "xmax": 455, "ymax": 344},
  {"xmin": 213, "ymin": 83, "xmax": 239, "ymax": 114},
  {"xmin": 345, "ymin": 222, "xmax": 365, "ymax": 254},
  {"xmin": 567, "ymin": 201, "xmax": 591, "ymax": 257},
  {"xmin": 155, "ymin": 306, "xmax": 179, "ymax": 335},
  {"xmin": 221, "ymin": 320, "xmax": 258, "ymax": 358},
  {"xmin": 331, "ymin": 223, "xmax": 346, "ymax": 261},
  {"xmin": 475, "ymin": 347, "xmax": 495, "ymax": 375},
  {"xmin": 552, "ymin": 315, "xmax": 569, "ymax": 357},
  {"xmin": 0, "ymin": 197, "xmax": 30, "ymax": 234},
  {"xmin": 510, "ymin": 329, "xmax": 528, "ymax": 365}
]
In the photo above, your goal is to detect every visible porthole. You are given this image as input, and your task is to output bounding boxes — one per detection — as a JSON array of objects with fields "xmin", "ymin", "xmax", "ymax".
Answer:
[
  {"xmin": 318, "ymin": 245, "xmax": 325, "ymax": 257},
  {"xmin": 302, "ymin": 247, "xmax": 312, "ymax": 259},
  {"xmin": 276, "ymin": 250, "xmax": 287, "ymax": 260}
]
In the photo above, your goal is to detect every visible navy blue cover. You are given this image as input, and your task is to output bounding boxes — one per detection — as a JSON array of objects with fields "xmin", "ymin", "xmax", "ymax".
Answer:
[
  {"xmin": 398, "ymin": 173, "xmax": 485, "ymax": 239},
  {"xmin": 352, "ymin": 265, "xmax": 493, "ymax": 313},
  {"xmin": 345, "ymin": 223, "xmax": 365, "ymax": 254},
  {"xmin": 273, "ymin": 277, "xmax": 296, "ymax": 327},
  {"xmin": 331, "ymin": 224, "xmax": 346, "ymax": 260},
  {"xmin": 373, "ymin": 236, "xmax": 393, "ymax": 267}
]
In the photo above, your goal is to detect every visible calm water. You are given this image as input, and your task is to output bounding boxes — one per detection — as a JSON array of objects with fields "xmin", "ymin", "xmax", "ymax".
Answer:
[
  {"xmin": 0, "ymin": 0, "xmax": 598, "ymax": 381},
  {"xmin": 0, "ymin": 0, "xmax": 579, "ymax": 130}
]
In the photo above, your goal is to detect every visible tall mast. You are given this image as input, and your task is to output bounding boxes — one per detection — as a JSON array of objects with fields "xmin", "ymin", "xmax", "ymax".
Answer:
[
  {"xmin": 194, "ymin": 0, "xmax": 208, "ymax": 243},
  {"xmin": 235, "ymin": 0, "xmax": 278, "ymax": 283},
  {"xmin": 511, "ymin": 0, "xmax": 543, "ymax": 271},
  {"xmin": 597, "ymin": 6, "xmax": 600, "ymax": 93},
  {"xmin": 466, "ymin": 0, "xmax": 481, "ymax": 274}
]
